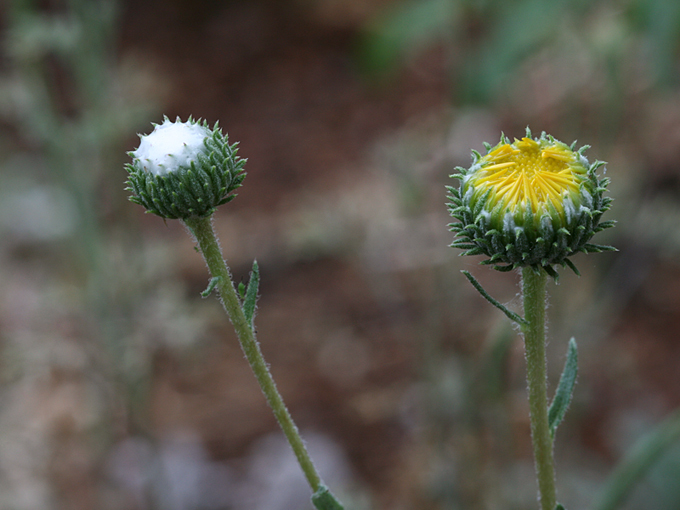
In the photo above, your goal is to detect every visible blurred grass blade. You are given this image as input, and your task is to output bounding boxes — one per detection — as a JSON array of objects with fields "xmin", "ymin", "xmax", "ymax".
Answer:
[
  {"xmin": 594, "ymin": 409, "xmax": 680, "ymax": 510},
  {"xmin": 548, "ymin": 338, "xmax": 578, "ymax": 438},
  {"xmin": 312, "ymin": 485, "xmax": 344, "ymax": 510},
  {"xmin": 242, "ymin": 260, "xmax": 260, "ymax": 326}
]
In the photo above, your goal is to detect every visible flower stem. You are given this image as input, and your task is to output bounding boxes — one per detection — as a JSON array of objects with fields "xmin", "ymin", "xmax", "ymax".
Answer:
[
  {"xmin": 521, "ymin": 267, "xmax": 556, "ymax": 510},
  {"xmin": 184, "ymin": 215, "xmax": 323, "ymax": 493}
]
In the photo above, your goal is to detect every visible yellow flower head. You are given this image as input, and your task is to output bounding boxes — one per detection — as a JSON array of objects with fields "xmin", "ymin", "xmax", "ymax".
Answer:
[
  {"xmin": 448, "ymin": 129, "xmax": 614, "ymax": 277},
  {"xmin": 470, "ymin": 137, "xmax": 587, "ymax": 219}
]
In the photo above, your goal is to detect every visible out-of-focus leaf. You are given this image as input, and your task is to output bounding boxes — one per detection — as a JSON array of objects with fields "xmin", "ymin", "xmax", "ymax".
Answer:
[
  {"xmin": 628, "ymin": 0, "xmax": 680, "ymax": 86},
  {"xmin": 462, "ymin": 0, "xmax": 576, "ymax": 102},
  {"xmin": 360, "ymin": 0, "xmax": 456, "ymax": 75}
]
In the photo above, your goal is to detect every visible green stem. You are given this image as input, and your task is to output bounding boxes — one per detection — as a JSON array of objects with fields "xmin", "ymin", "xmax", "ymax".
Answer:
[
  {"xmin": 184, "ymin": 216, "xmax": 322, "ymax": 493},
  {"xmin": 521, "ymin": 267, "xmax": 557, "ymax": 510}
]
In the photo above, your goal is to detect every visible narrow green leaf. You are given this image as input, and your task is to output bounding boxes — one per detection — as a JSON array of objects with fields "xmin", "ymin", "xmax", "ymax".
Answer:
[
  {"xmin": 594, "ymin": 408, "xmax": 680, "ymax": 510},
  {"xmin": 555, "ymin": 504, "xmax": 566, "ymax": 510},
  {"xmin": 462, "ymin": 271, "xmax": 527, "ymax": 326},
  {"xmin": 201, "ymin": 277, "xmax": 221, "ymax": 298},
  {"xmin": 548, "ymin": 338, "xmax": 578, "ymax": 438},
  {"xmin": 242, "ymin": 260, "xmax": 260, "ymax": 326},
  {"xmin": 311, "ymin": 485, "xmax": 344, "ymax": 510}
]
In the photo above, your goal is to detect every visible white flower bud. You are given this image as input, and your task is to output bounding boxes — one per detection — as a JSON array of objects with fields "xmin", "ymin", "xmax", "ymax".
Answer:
[
  {"xmin": 133, "ymin": 120, "xmax": 210, "ymax": 176},
  {"xmin": 126, "ymin": 117, "xmax": 246, "ymax": 220}
]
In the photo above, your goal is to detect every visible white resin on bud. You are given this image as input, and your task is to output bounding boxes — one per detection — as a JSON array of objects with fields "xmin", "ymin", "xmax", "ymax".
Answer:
[{"xmin": 133, "ymin": 120, "xmax": 209, "ymax": 176}]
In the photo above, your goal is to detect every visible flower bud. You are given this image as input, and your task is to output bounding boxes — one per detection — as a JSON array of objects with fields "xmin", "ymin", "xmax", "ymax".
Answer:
[
  {"xmin": 447, "ymin": 128, "xmax": 614, "ymax": 277},
  {"xmin": 126, "ymin": 117, "xmax": 246, "ymax": 220}
]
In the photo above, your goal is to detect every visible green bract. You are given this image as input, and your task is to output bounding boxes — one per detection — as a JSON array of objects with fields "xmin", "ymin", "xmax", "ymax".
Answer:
[
  {"xmin": 447, "ymin": 128, "xmax": 615, "ymax": 278},
  {"xmin": 126, "ymin": 117, "xmax": 246, "ymax": 220}
]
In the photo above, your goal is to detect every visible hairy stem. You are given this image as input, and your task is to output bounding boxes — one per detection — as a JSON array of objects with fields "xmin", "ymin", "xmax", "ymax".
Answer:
[
  {"xmin": 184, "ymin": 215, "xmax": 322, "ymax": 492},
  {"xmin": 521, "ymin": 267, "xmax": 556, "ymax": 510}
]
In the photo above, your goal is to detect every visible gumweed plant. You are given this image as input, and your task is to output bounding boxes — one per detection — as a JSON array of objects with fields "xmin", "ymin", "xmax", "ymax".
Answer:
[
  {"xmin": 126, "ymin": 117, "xmax": 344, "ymax": 510},
  {"xmin": 447, "ymin": 129, "xmax": 615, "ymax": 510}
]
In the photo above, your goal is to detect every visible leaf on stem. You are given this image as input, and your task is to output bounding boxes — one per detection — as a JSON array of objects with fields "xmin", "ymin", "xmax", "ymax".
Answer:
[
  {"xmin": 201, "ymin": 276, "xmax": 221, "ymax": 298},
  {"xmin": 548, "ymin": 338, "xmax": 578, "ymax": 439},
  {"xmin": 461, "ymin": 270, "xmax": 527, "ymax": 326},
  {"xmin": 242, "ymin": 260, "xmax": 260, "ymax": 327},
  {"xmin": 311, "ymin": 485, "xmax": 345, "ymax": 510},
  {"xmin": 555, "ymin": 504, "xmax": 566, "ymax": 510}
]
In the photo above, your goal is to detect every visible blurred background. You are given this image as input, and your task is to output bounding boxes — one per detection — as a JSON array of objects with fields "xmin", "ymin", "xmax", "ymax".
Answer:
[{"xmin": 0, "ymin": 0, "xmax": 679, "ymax": 509}]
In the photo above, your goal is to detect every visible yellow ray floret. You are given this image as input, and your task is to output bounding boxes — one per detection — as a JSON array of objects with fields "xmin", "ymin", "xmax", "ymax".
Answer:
[{"xmin": 470, "ymin": 138, "xmax": 585, "ymax": 215}]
